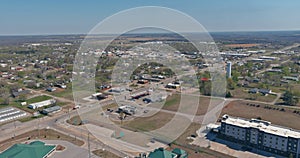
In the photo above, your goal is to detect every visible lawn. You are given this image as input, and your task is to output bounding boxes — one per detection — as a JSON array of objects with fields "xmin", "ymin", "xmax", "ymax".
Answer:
[{"xmin": 26, "ymin": 95, "xmax": 52, "ymax": 104}]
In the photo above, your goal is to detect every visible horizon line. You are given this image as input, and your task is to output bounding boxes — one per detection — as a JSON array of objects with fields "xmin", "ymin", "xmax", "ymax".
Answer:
[{"xmin": 0, "ymin": 29, "xmax": 300, "ymax": 37}]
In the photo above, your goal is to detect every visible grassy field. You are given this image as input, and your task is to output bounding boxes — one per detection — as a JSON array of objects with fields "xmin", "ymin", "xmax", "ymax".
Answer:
[
  {"xmin": 230, "ymin": 87, "xmax": 277, "ymax": 102},
  {"xmin": 26, "ymin": 95, "xmax": 52, "ymax": 104},
  {"xmin": 221, "ymin": 100, "xmax": 300, "ymax": 130},
  {"xmin": 123, "ymin": 111, "xmax": 174, "ymax": 132},
  {"xmin": 18, "ymin": 114, "xmax": 45, "ymax": 123},
  {"xmin": 92, "ymin": 149, "xmax": 121, "ymax": 158},
  {"xmin": 162, "ymin": 94, "xmax": 223, "ymax": 116},
  {"xmin": 48, "ymin": 87, "xmax": 74, "ymax": 100}
]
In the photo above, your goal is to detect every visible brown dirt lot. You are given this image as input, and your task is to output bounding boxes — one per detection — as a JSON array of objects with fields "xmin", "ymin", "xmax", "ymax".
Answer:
[
  {"xmin": 220, "ymin": 100, "xmax": 300, "ymax": 130},
  {"xmin": 162, "ymin": 94, "xmax": 223, "ymax": 116},
  {"xmin": 123, "ymin": 111, "xmax": 174, "ymax": 132}
]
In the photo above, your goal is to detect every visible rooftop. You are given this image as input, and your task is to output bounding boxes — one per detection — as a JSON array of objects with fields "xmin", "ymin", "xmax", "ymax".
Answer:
[
  {"xmin": 0, "ymin": 141, "xmax": 56, "ymax": 158},
  {"xmin": 222, "ymin": 114, "xmax": 300, "ymax": 138}
]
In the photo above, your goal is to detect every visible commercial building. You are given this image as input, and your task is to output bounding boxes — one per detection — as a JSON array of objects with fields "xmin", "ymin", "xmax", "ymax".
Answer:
[
  {"xmin": 28, "ymin": 99, "xmax": 56, "ymax": 109},
  {"xmin": 0, "ymin": 141, "xmax": 56, "ymax": 158},
  {"xmin": 41, "ymin": 106, "xmax": 62, "ymax": 115},
  {"xmin": 131, "ymin": 90, "xmax": 149, "ymax": 99},
  {"xmin": 219, "ymin": 114, "xmax": 300, "ymax": 158},
  {"xmin": 0, "ymin": 107, "xmax": 27, "ymax": 123},
  {"xmin": 118, "ymin": 105, "xmax": 137, "ymax": 115},
  {"xmin": 165, "ymin": 83, "xmax": 180, "ymax": 89}
]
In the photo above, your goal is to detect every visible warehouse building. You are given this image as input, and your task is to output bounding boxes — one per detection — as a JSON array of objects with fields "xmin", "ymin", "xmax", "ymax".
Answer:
[
  {"xmin": 0, "ymin": 107, "xmax": 27, "ymax": 123},
  {"xmin": 0, "ymin": 141, "xmax": 56, "ymax": 158},
  {"xmin": 28, "ymin": 99, "xmax": 56, "ymax": 109},
  {"xmin": 219, "ymin": 114, "xmax": 300, "ymax": 158},
  {"xmin": 41, "ymin": 106, "xmax": 62, "ymax": 115},
  {"xmin": 131, "ymin": 90, "xmax": 149, "ymax": 100}
]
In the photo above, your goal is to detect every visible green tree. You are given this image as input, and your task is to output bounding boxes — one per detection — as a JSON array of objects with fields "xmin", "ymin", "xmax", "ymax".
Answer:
[
  {"xmin": 283, "ymin": 91, "xmax": 299, "ymax": 106},
  {"xmin": 227, "ymin": 78, "xmax": 235, "ymax": 90},
  {"xmin": 282, "ymin": 66, "xmax": 290, "ymax": 76}
]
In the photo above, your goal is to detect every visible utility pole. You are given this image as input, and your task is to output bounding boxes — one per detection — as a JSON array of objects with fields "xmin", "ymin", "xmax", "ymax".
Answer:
[
  {"xmin": 88, "ymin": 132, "xmax": 91, "ymax": 158},
  {"xmin": 13, "ymin": 118, "xmax": 16, "ymax": 138},
  {"xmin": 38, "ymin": 118, "xmax": 40, "ymax": 139},
  {"xmin": 68, "ymin": 107, "xmax": 70, "ymax": 120}
]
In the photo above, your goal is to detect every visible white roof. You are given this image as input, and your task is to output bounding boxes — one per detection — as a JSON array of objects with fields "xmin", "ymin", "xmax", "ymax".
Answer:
[{"xmin": 222, "ymin": 115, "xmax": 300, "ymax": 138}]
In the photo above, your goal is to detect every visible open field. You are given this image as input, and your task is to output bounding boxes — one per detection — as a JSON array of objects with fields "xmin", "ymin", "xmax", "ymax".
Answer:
[
  {"xmin": 0, "ymin": 128, "xmax": 84, "ymax": 152},
  {"xmin": 162, "ymin": 94, "xmax": 223, "ymax": 115},
  {"xmin": 220, "ymin": 100, "xmax": 300, "ymax": 130},
  {"xmin": 101, "ymin": 103, "xmax": 118, "ymax": 111},
  {"xmin": 123, "ymin": 111, "xmax": 174, "ymax": 132},
  {"xmin": 48, "ymin": 87, "xmax": 74, "ymax": 100},
  {"xmin": 230, "ymin": 87, "xmax": 277, "ymax": 103},
  {"xmin": 26, "ymin": 95, "xmax": 52, "ymax": 104}
]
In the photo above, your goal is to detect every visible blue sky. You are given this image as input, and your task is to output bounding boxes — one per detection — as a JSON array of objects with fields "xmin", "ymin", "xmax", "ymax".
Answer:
[{"xmin": 1, "ymin": 0, "xmax": 300, "ymax": 35}]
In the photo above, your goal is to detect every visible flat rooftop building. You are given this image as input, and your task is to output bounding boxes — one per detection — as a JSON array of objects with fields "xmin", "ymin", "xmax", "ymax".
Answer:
[
  {"xmin": 28, "ymin": 99, "xmax": 56, "ymax": 109},
  {"xmin": 41, "ymin": 106, "xmax": 62, "ymax": 115},
  {"xmin": 220, "ymin": 114, "xmax": 300, "ymax": 158}
]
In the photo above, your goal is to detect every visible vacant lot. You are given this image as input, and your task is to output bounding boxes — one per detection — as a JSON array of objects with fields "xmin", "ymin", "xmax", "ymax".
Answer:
[
  {"xmin": 49, "ymin": 87, "xmax": 73, "ymax": 100},
  {"xmin": 230, "ymin": 87, "xmax": 277, "ymax": 103},
  {"xmin": 162, "ymin": 94, "xmax": 223, "ymax": 116},
  {"xmin": 67, "ymin": 115, "xmax": 83, "ymax": 126},
  {"xmin": 26, "ymin": 95, "xmax": 52, "ymax": 104},
  {"xmin": 221, "ymin": 100, "xmax": 300, "ymax": 130},
  {"xmin": 123, "ymin": 111, "xmax": 174, "ymax": 132}
]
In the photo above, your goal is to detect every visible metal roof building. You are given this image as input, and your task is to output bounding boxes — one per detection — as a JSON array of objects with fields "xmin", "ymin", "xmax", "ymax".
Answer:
[
  {"xmin": 28, "ymin": 99, "xmax": 56, "ymax": 109},
  {"xmin": 41, "ymin": 106, "xmax": 62, "ymax": 115},
  {"xmin": 0, "ymin": 141, "xmax": 56, "ymax": 158}
]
